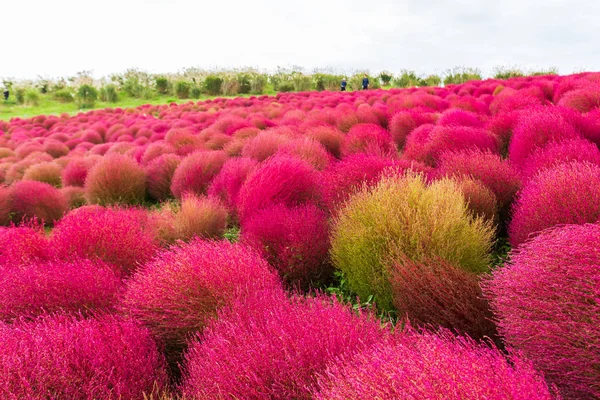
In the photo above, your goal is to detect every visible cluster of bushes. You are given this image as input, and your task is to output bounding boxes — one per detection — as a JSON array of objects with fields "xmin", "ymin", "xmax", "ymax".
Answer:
[{"xmin": 0, "ymin": 71, "xmax": 599, "ymax": 398}]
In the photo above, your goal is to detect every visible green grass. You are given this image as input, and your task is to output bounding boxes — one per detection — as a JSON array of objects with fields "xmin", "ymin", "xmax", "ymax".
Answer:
[{"xmin": 0, "ymin": 88, "xmax": 278, "ymax": 121}]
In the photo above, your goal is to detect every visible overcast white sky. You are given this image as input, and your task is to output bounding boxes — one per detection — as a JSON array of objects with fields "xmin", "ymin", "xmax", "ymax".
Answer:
[{"xmin": 1, "ymin": 0, "xmax": 598, "ymax": 80}]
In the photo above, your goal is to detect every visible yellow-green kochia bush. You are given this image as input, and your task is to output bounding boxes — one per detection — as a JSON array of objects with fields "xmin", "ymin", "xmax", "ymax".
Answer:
[{"xmin": 330, "ymin": 171, "xmax": 494, "ymax": 310}]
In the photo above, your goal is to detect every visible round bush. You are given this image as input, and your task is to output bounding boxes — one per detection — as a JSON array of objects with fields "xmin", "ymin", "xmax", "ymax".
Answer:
[
  {"xmin": 121, "ymin": 240, "xmax": 282, "ymax": 355},
  {"xmin": 9, "ymin": 180, "xmax": 67, "ymax": 225},
  {"xmin": 305, "ymin": 125, "xmax": 345, "ymax": 158},
  {"xmin": 51, "ymin": 206, "xmax": 158, "ymax": 276},
  {"xmin": 331, "ymin": 172, "xmax": 493, "ymax": 310},
  {"xmin": 509, "ymin": 161, "xmax": 600, "ymax": 246},
  {"xmin": 236, "ymin": 155, "xmax": 322, "ymax": 222},
  {"xmin": 0, "ymin": 315, "xmax": 168, "ymax": 399},
  {"xmin": 241, "ymin": 204, "xmax": 331, "ymax": 288},
  {"xmin": 388, "ymin": 110, "xmax": 437, "ymax": 149},
  {"xmin": 437, "ymin": 108, "xmax": 484, "ymax": 127},
  {"xmin": 180, "ymin": 292, "xmax": 388, "ymax": 399},
  {"xmin": 455, "ymin": 176, "xmax": 499, "ymax": 221},
  {"xmin": 173, "ymin": 194, "xmax": 228, "ymax": 241},
  {"xmin": 0, "ymin": 186, "xmax": 12, "ymax": 226},
  {"xmin": 170, "ymin": 150, "xmax": 228, "ymax": 199},
  {"xmin": 0, "ymin": 225, "xmax": 50, "ymax": 267},
  {"xmin": 485, "ymin": 223, "xmax": 600, "ymax": 399},
  {"xmin": 85, "ymin": 154, "xmax": 147, "ymax": 205},
  {"xmin": 22, "ymin": 161, "xmax": 62, "ymax": 187},
  {"xmin": 557, "ymin": 86, "xmax": 600, "ymax": 112},
  {"xmin": 0, "ymin": 258, "xmax": 122, "ymax": 321},
  {"xmin": 277, "ymin": 137, "xmax": 331, "ymax": 170},
  {"xmin": 207, "ymin": 157, "xmax": 257, "ymax": 213},
  {"xmin": 241, "ymin": 130, "xmax": 290, "ymax": 161},
  {"xmin": 341, "ymin": 123, "xmax": 396, "ymax": 157},
  {"xmin": 314, "ymin": 328, "xmax": 555, "ymax": 400},
  {"xmin": 61, "ymin": 156, "xmax": 99, "ymax": 187},
  {"xmin": 145, "ymin": 153, "xmax": 181, "ymax": 201}
]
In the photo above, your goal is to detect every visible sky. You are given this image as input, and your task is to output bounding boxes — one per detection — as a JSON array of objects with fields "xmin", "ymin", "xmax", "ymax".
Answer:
[{"xmin": 1, "ymin": 0, "xmax": 599, "ymax": 80}]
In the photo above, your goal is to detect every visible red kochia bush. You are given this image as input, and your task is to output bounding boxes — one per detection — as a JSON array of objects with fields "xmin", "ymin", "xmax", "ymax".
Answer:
[
  {"xmin": 180, "ymin": 292, "xmax": 388, "ymax": 400},
  {"xmin": 207, "ymin": 157, "xmax": 257, "ymax": 213},
  {"xmin": 61, "ymin": 156, "xmax": 99, "ymax": 187},
  {"xmin": 241, "ymin": 204, "xmax": 331, "ymax": 288},
  {"xmin": 85, "ymin": 153, "xmax": 147, "ymax": 205},
  {"xmin": 121, "ymin": 240, "xmax": 282, "ymax": 354},
  {"xmin": 9, "ymin": 180, "xmax": 67, "ymax": 225},
  {"xmin": 170, "ymin": 150, "xmax": 228, "ymax": 199},
  {"xmin": 314, "ymin": 328, "xmax": 555, "ymax": 400},
  {"xmin": 455, "ymin": 176, "xmax": 499, "ymax": 221},
  {"xmin": 236, "ymin": 155, "xmax": 321, "ymax": 222},
  {"xmin": 0, "ymin": 315, "xmax": 168, "ymax": 399},
  {"xmin": 145, "ymin": 153, "xmax": 181, "ymax": 201},
  {"xmin": 241, "ymin": 129, "xmax": 291, "ymax": 161},
  {"xmin": 437, "ymin": 108, "xmax": 484, "ymax": 127},
  {"xmin": 518, "ymin": 138, "xmax": 600, "ymax": 182},
  {"xmin": 485, "ymin": 223, "xmax": 600, "ymax": 399},
  {"xmin": 341, "ymin": 123, "xmax": 396, "ymax": 157},
  {"xmin": 0, "ymin": 258, "xmax": 122, "ymax": 321},
  {"xmin": 509, "ymin": 161, "xmax": 600, "ymax": 246},
  {"xmin": 278, "ymin": 137, "xmax": 331, "ymax": 170},
  {"xmin": 51, "ymin": 206, "xmax": 158, "ymax": 276},
  {"xmin": 508, "ymin": 109, "xmax": 582, "ymax": 168},
  {"xmin": 557, "ymin": 86, "xmax": 600, "ymax": 112},
  {"xmin": 437, "ymin": 148, "xmax": 521, "ymax": 209},
  {"xmin": 389, "ymin": 256, "xmax": 496, "ymax": 340},
  {"xmin": 0, "ymin": 225, "xmax": 50, "ymax": 266},
  {"xmin": 0, "ymin": 186, "xmax": 12, "ymax": 225},
  {"xmin": 305, "ymin": 125, "xmax": 345, "ymax": 158},
  {"xmin": 388, "ymin": 110, "xmax": 438, "ymax": 149}
]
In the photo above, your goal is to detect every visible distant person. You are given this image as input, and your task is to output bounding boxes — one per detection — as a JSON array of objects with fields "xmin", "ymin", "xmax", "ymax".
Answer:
[
  {"xmin": 341, "ymin": 78, "xmax": 347, "ymax": 91},
  {"xmin": 2, "ymin": 88, "xmax": 8, "ymax": 101},
  {"xmin": 362, "ymin": 74, "xmax": 369, "ymax": 90}
]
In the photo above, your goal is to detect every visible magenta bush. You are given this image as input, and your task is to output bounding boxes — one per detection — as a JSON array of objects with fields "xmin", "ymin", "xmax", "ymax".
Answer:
[
  {"xmin": 121, "ymin": 240, "xmax": 282, "ymax": 354},
  {"xmin": 170, "ymin": 150, "xmax": 228, "ymax": 199},
  {"xmin": 236, "ymin": 155, "xmax": 322, "ymax": 222},
  {"xmin": 277, "ymin": 137, "xmax": 331, "ymax": 170},
  {"xmin": 207, "ymin": 157, "xmax": 257, "ymax": 214},
  {"xmin": 341, "ymin": 123, "xmax": 396, "ymax": 157},
  {"xmin": 437, "ymin": 108, "xmax": 484, "ymax": 127},
  {"xmin": 9, "ymin": 180, "xmax": 67, "ymax": 225},
  {"xmin": 145, "ymin": 153, "xmax": 181, "ymax": 201},
  {"xmin": 241, "ymin": 129, "xmax": 290, "ymax": 161},
  {"xmin": 485, "ymin": 223, "xmax": 600, "ymax": 399},
  {"xmin": 388, "ymin": 110, "xmax": 437, "ymax": 149},
  {"xmin": 0, "ymin": 315, "xmax": 168, "ymax": 399},
  {"xmin": 0, "ymin": 225, "xmax": 50, "ymax": 267},
  {"xmin": 0, "ymin": 258, "xmax": 122, "ymax": 321},
  {"xmin": 180, "ymin": 292, "xmax": 388, "ymax": 399},
  {"xmin": 509, "ymin": 161, "xmax": 600, "ymax": 246},
  {"xmin": 557, "ymin": 86, "xmax": 600, "ymax": 112},
  {"xmin": 61, "ymin": 156, "xmax": 99, "ymax": 187},
  {"xmin": 0, "ymin": 186, "xmax": 12, "ymax": 225},
  {"xmin": 51, "ymin": 206, "xmax": 158, "ymax": 276},
  {"xmin": 305, "ymin": 125, "xmax": 345, "ymax": 158},
  {"xmin": 85, "ymin": 153, "xmax": 147, "ymax": 205},
  {"xmin": 241, "ymin": 204, "xmax": 331, "ymax": 288},
  {"xmin": 314, "ymin": 328, "xmax": 555, "ymax": 400}
]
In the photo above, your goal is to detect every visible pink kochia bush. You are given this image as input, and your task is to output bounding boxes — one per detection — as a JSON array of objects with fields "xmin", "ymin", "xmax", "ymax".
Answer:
[
  {"xmin": 145, "ymin": 153, "xmax": 181, "ymax": 201},
  {"xmin": 8, "ymin": 180, "xmax": 67, "ymax": 225},
  {"xmin": 0, "ymin": 258, "xmax": 122, "ymax": 321},
  {"xmin": 61, "ymin": 156, "xmax": 99, "ymax": 187},
  {"xmin": 85, "ymin": 153, "xmax": 147, "ymax": 205},
  {"xmin": 485, "ymin": 224, "xmax": 600, "ymax": 399},
  {"xmin": 207, "ymin": 157, "xmax": 258, "ymax": 214},
  {"xmin": 241, "ymin": 204, "xmax": 331, "ymax": 288},
  {"xmin": 0, "ymin": 225, "xmax": 50, "ymax": 267},
  {"xmin": 180, "ymin": 292, "xmax": 388, "ymax": 399},
  {"xmin": 388, "ymin": 110, "xmax": 438, "ymax": 149},
  {"xmin": 170, "ymin": 150, "xmax": 228, "ymax": 198},
  {"xmin": 236, "ymin": 155, "xmax": 322, "ymax": 222},
  {"xmin": 0, "ymin": 315, "xmax": 168, "ymax": 399},
  {"xmin": 121, "ymin": 240, "xmax": 282, "ymax": 354},
  {"xmin": 51, "ymin": 206, "xmax": 158, "ymax": 276},
  {"xmin": 341, "ymin": 123, "xmax": 396, "ymax": 157},
  {"xmin": 174, "ymin": 194, "xmax": 228, "ymax": 241},
  {"xmin": 314, "ymin": 327, "xmax": 555, "ymax": 400},
  {"xmin": 509, "ymin": 161, "xmax": 600, "ymax": 246}
]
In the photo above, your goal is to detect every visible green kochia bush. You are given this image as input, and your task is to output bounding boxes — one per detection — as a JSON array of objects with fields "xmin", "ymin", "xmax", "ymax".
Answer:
[
  {"xmin": 76, "ymin": 84, "xmax": 98, "ymax": 109},
  {"xmin": 330, "ymin": 172, "xmax": 494, "ymax": 310},
  {"xmin": 204, "ymin": 75, "xmax": 223, "ymax": 96},
  {"xmin": 174, "ymin": 80, "xmax": 191, "ymax": 99}
]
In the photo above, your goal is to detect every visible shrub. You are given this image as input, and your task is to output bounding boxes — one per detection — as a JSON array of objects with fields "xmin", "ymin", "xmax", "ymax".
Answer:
[
  {"xmin": 22, "ymin": 161, "xmax": 62, "ymax": 187},
  {"xmin": 207, "ymin": 157, "xmax": 257, "ymax": 213},
  {"xmin": 120, "ymin": 240, "xmax": 282, "ymax": 355},
  {"xmin": 76, "ymin": 84, "xmax": 98, "ymax": 109},
  {"xmin": 61, "ymin": 185, "xmax": 86, "ymax": 208},
  {"xmin": 341, "ymin": 123, "xmax": 396, "ymax": 157},
  {"xmin": 0, "ymin": 315, "xmax": 168, "ymax": 399},
  {"xmin": 0, "ymin": 186, "xmax": 11, "ymax": 226},
  {"xmin": 236, "ymin": 155, "xmax": 322, "ymax": 222},
  {"xmin": 170, "ymin": 150, "xmax": 228, "ymax": 199},
  {"xmin": 174, "ymin": 80, "xmax": 191, "ymax": 99},
  {"xmin": 190, "ymin": 86, "xmax": 202, "ymax": 99},
  {"xmin": 241, "ymin": 129, "xmax": 291, "ymax": 161},
  {"xmin": 437, "ymin": 108, "xmax": 484, "ymax": 127},
  {"xmin": 436, "ymin": 149, "xmax": 521, "ymax": 209},
  {"xmin": 53, "ymin": 88, "xmax": 74, "ymax": 103},
  {"xmin": 0, "ymin": 225, "xmax": 50, "ymax": 266},
  {"xmin": 388, "ymin": 110, "xmax": 437, "ymax": 149},
  {"xmin": 0, "ymin": 258, "xmax": 122, "ymax": 321},
  {"xmin": 330, "ymin": 172, "xmax": 493, "ymax": 310},
  {"xmin": 145, "ymin": 154, "xmax": 181, "ymax": 201},
  {"xmin": 24, "ymin": 89, "xmax": 40, "ymax": 106},
  {"xmin": 9, "ymin": 180, "xmax": 67, "ymax": 225},
  {"xmin": 173, "ymin": 194, "xmax": 228, "ymax": 241},
  {"xmin": 85, "ymin": 154, "xmax": 147, "ymax": 205},
  {"xmin": 557, "ymin": 86, "xmax": 600, "ymax": 112},
  {"xmin": 155, "ymin": 76, "xmax": 170, "ymax": 94},
  {"xmin": 518, "ymin": 138, "xmax": 600, "ymax": 182},
  {"xmin": 241, "ymin": 204, "xmax": 331, "ymax": 288},
  {"xmin": 51, "ymin": 206, "xmax": 158, "ymax": 276},
  {"xmin": 305, "ymin": 125, "xmax": 345, "ymax": 158},
  {"xmin": 204, "ymin": 75, "xmax": 223, "ymax": 96},
  {"xmin": 314, "ymin": 328, "xmax": 555, "ymax": 400},
  {"xmin": 141, "ymin": 142, "xmax": 176, "ymax": 165},
  {"xmin": 277, "ymin": 137, "xmax": 331, "ymax": 170},
  {"xmin": 165, "ymin": 128, "xmax": 204, "ymax": 156},
  {"xmin": 389, "ymin": 256, "xmax": 496, "ymax": 339},
  {"xmin": 509, "ymin": 161, "xmax": 600, "ymax": 246},
  {"xmin": 455, "ymin": 176, "xmax": 498, "ymax": 221},
  {"xmin": 484, "ymin": 223, "xmax": 600, "ymax": 399},
  {"xmin": 180, "ymin": 292, "xmax": 388, "ymax": 399},
  {"xmin": 443, "ymin": 66, "xmax": 482, "ymax": 85},
  {"xmin": 509, "ymin": 109, "xmax": 581, "ymax": 168},
  {"xmin": 100, "ymin": 83, "xmax": 119, "ymax": 103},
  {"xmin": 61, "ymin": 156, "xmax": 98, "ymax": 187}
]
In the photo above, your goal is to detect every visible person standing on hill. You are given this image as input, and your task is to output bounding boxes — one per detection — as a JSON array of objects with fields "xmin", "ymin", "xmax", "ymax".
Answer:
[
  {"xmin": 2, "ymin": 88, "xmax": 8, "ymax": 101},
  {"xmin": 362, "ymin": 74, "xmax": 369, "ymax": 90},
  {"xmin": 341, "ymin": 78, "xmax": 347, "ymax": 91}
]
